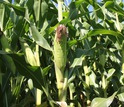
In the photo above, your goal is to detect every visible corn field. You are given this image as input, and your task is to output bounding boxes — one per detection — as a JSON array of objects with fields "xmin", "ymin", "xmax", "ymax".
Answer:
[{"xmin": 1, "ymin": 0, "xmax": 124, "ymax": 107}]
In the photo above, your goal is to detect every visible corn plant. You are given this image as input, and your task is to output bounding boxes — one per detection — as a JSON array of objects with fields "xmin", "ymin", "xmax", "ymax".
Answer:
[{"xmin": 1, "ymin": 0, "xmax": 124, "ymax": 107}]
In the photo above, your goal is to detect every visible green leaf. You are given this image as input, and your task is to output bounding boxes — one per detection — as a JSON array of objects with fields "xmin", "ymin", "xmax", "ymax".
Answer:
[
  {"xmin": 1, "ymin": 68, "xmax": 11, "ymax": 93},
  {"xmin": 68, "ymin": 39, "xmax": 77, "ymax": 47},
  {"xmin": 69, "ymin": 48, "xmax": 94, "ymax": 77},
  {"xmin": 82, "ymin": 29, "xmax": 123, "ymax": 45},
  {"xmin": 11, "ymin": 16, "xmax": 25, "ymax": 50},
  {"xmin": 69, "ymin": 2, "xmax": 78, "ymax": 20},
  {"xmin": 75, "ymin": 48, "xmax": 94, "ymax": 58},
  {"xmin": 0, "ymin": 3, "xmax": 4, "ymax": 29},
  {"xmin": 42, "ymin": 65, "xmax": 51, "ymax": 76},
  {"xmin": 1, "ymin": 54, "xmax": 16, "ymax": 74},
  {"xmin": 91, "ymin": 91, "xmax": 117, "ymax": 107},
  {"xmin": 117, "ymin": 92, "xmax": 124, "ymax": 102},
  {"xmin": 117, "ymin": 86, "xmax": 124, "ymax": 102},
  {"xmin": 10, "ymin": 54, "xmax": 43, "ymax": 90},
  {"xmin": 30, "ymin": 23, "xmax": 52, "ymax": 51},
  {"xmin": 87, "ymin": 29, "xmax": 123, "ymax": 38},
  {"xmin": 107, "ymin": 68, "xmax": 115, "ymax": 81},
  {"xmin": 3, "ymin": 1, "xmax": 25, "ymax": 16},
  {"xmin": 0, "ymin": 3, "xmax": 10, "ymax": 30},
  {"xmin": 89, "ymin": 71, "xmax": 98, "ymax": 87},
  {"xmin": 59, "ymin": 18, "xmax": 71, "ymax": 25},
  {"xmin": 105, "ymin": 1, "xmax": 124, "ymax": 17},
  {"xmin": 70, "ymin": 56, "xmax": 83, "ymax": 68},
  {"xmin": 33, "ymin": 0, "xmax": 42, "ymax": 23}
]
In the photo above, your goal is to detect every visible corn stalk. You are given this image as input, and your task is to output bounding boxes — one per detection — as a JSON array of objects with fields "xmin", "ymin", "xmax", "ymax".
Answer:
[
  {"xmin": 57, "ymin": 0, "xmax": 63, "ymax": 22},
  {"xmin": 82, "ymin": 56, "xmax": 91, "ymax": 105}
]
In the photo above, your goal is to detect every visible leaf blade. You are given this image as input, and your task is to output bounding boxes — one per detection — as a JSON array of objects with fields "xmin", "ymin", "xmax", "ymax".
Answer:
[{"xmin": 30, "ymin": 23, "xmax": 52, "ymax": 51}]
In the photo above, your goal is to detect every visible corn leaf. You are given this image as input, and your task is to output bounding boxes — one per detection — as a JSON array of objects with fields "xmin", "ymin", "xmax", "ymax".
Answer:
[
  {"xmin": 2, "ymin": 1, "xmax": 25, "ymax": 16},
  {"xmin": 91, "ymin": 92, "xmax": 117, "ymax": 107},
  {"xmin": 30, "ymin": 23, "xmax": 52, "ymax": 51}
]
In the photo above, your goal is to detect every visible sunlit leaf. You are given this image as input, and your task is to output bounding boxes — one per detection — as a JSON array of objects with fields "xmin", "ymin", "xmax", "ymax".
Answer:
[
  {"xmin": 89, "ymin": 71, "xmax": 98, "ymax": 87},
  {"xmin": 91, "ymin": 92, "xmax": 117, "ymax": 107},
  {"xmin": 70, "ymin": 56, "xmax": 82, "ymax": 68},
  {"xmin": 87, "ymin": 29, "xmax": 123, "ymax": 38},
  {"xmin": 117, "ymin": 92, "xmax": 124, "ymax": 102},
  {"xmin": 30, "ymin": 23, "xmax": 52, "ymax": 51},
  {"xmin": 107, "ymin": 68, "xmax": 115, "ymax": 80}
]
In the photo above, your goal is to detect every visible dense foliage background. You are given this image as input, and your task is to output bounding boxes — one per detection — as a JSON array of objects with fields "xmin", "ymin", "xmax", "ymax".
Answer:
[{"xmin": 1, "ymin": 0, "xmax": 124, "ymax": 107}]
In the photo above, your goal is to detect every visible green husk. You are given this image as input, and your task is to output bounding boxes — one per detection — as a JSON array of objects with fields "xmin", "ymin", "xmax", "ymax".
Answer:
[{"xmin": 54, "ymin": 25, "xmax": 67, "ymax": 101}]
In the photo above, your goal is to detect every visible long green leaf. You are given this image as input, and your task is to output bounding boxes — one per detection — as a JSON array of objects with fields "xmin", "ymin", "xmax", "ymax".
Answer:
[
  {"xmin": 87, "ymin": 29, "xmax": 122, "ymax": 38},
  {"xmin": 82, "ymin": 29, "xmax": 123, "ymax": 44},
  {"xmin": 10, "ymin": 54, "xmax": 43, "ymax": 90},
  {"xmin": 30, "ymin": 23, "xmax": 52, "ymax": 51}
]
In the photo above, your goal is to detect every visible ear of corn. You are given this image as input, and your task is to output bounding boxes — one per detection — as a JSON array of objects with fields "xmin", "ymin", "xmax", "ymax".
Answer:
[
  {"xmin": 54, "ymin": 25, "xmax": 67, "ymax": 73},
  {"xmin": 54, "ymin": 25, "xmax": 67, "ymax": 100},
  {"xmin": 19, "ymin": 37, "xmax": 38, "ymax": 66}
]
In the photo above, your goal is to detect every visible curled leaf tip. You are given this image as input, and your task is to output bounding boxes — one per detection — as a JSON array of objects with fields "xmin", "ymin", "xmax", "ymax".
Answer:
[{"xmin": 56, "ymin": 25, "xmax": 67, "ymax": 41}]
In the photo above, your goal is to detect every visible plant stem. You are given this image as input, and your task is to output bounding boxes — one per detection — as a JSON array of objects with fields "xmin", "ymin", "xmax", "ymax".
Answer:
[
  {"xmin": 36, "ymin": 89, "xmax": 43, "ymax": 106},
  {"xmin": 82, "ymin": 57, "xmax": 90, "ymax": 86},
  {"xmin": 103, "ymin": 89, "xmax": 107, "ymax": 98},
  {"xmin": 57, "ymin": 0, "xmax": 63, "ymax": 22},
  {"xmin": 69, "ymin": 83, "xmax": 75, "ymax": 107},
  {"xmin": 102, "ymin": 75, "xmax": 107, "ymax": 98},
  {"xmin": 35, "ymin": 44, "xmax": 40, "ymax": 66},
  {"xmin": 55, "ymin": 69, "xmax": 68, "ymax": 101},
  {"xmin": 82, "ymin": 56, "xmax": 90, "ymax": 105},
  {"xmin": 58, "ymin": 70, "xmax": 68, "ymax": 101},
  {"xmin": 35, "ymin": 45, "xmax": 43, "ymax": 106}
]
